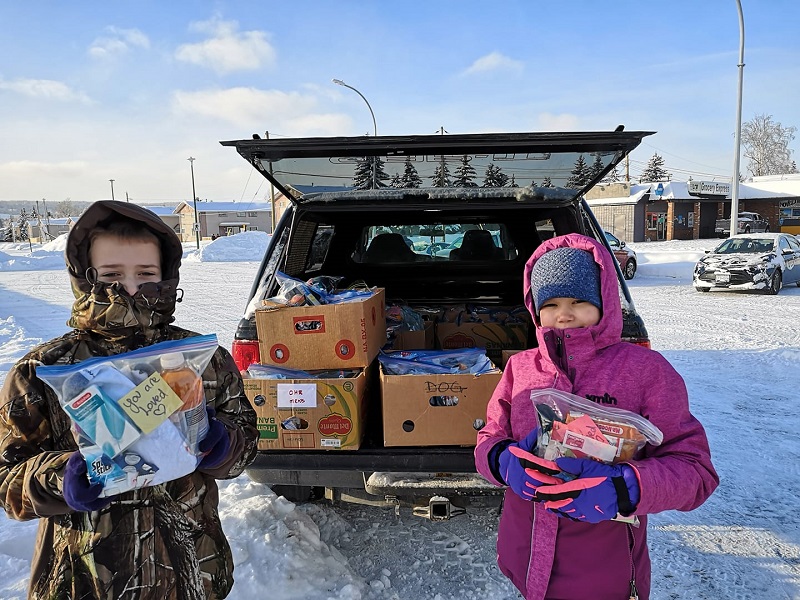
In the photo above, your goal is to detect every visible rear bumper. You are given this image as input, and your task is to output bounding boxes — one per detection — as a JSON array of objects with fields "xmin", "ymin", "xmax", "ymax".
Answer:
[{"xmin": 247, "ymin": 445, "xmax": 478, "ymax": 473}]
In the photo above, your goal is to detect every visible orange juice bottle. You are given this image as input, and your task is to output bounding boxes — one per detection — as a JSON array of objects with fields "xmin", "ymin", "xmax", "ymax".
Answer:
[{"xmin": 161, "ymin": 351, "xmax": 209, "ymax": 455}]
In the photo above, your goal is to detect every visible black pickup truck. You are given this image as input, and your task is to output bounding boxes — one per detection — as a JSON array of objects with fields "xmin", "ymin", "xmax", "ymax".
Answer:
[{"xmin": 220, "ymin": 130, "xmax": 652, "ymax": 517}]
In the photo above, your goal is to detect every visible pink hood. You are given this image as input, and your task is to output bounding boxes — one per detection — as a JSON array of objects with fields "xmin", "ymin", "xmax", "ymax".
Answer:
[{"xmin": 523, "ymin": 233, "xmax": 622, "ymax": 349}]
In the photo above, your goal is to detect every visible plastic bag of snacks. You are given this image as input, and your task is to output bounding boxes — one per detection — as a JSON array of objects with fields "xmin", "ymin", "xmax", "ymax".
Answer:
[
  {"xmin": 37, "ymin": 334, "xmax": 218, "ymax": 497},
  {"xmin": 530, "ymin": 388, "xmax": 663, "ymax": 465},
  {"xmin": 378, "ymin": 348, "xmax": 498, "ymax": 376}
]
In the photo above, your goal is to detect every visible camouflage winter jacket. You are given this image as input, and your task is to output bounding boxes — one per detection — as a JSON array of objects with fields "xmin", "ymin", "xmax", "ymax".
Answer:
[{"xmin": 0, "ymin": 201, "xmax": 259, "ymax": 600}]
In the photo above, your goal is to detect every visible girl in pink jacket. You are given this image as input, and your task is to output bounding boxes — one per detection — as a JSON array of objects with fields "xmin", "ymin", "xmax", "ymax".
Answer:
[{"xmin": 475, "ymin": 233, "xmax": 718, "ymax": 600}]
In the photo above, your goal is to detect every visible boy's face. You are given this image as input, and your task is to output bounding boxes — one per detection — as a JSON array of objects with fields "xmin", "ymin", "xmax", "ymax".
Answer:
[
  {"xmin": 539, "ymin": 297, "xmax": 601, "ymax": 329},
  {"xmin": 89, "ymin": 235, "xmax": 162, "ymax": 295}
]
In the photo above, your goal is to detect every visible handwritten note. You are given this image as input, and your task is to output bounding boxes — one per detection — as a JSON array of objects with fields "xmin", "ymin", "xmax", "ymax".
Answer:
[
  {"xmin": 118, "ymin": 372, "xmax": 183, "ymax": 433},
  {"xmin": 277, "ymin": 383, "xmax": 317, "ymax": 409}
]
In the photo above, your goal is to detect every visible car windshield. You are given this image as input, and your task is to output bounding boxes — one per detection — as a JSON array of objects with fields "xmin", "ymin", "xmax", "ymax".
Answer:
[{"xmin": 714, "ymin": 238, "xmax": 774, "ymax": 254}]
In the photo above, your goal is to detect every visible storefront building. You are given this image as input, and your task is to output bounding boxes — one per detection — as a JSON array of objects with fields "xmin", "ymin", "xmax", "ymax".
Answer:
[{"xmin": 586, "ymin": 175, "xmax": 800, "ymax": 242}]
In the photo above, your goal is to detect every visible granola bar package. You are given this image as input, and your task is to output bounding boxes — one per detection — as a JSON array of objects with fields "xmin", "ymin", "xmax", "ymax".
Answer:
[{"xmin": 530, "ymin": 388, "xmax": 663, "ymax": 464}]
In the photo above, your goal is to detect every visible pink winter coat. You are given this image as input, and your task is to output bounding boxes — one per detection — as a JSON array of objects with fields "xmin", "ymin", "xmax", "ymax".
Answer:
[{"xmin": 474, "ymin": 233, "xmax": 718, "ymax": 600}]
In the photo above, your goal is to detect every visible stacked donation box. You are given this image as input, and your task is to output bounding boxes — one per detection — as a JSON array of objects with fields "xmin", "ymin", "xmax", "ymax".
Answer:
[
  {"xmin": 245, "ymin": 288, "xmax": 386, "ymax": 450},
  {"xmin": 245, "ymin": 289, "xmax": 528, "ymax": 451}
]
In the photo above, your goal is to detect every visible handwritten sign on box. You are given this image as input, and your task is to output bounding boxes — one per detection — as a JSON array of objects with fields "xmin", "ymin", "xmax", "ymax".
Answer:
[
  {"xmin": 118, "ymin": 372, "xmax": 183, "ymax": 433},
  {"xmin": 277, "ymin": 383, "xmax": 317, "ymax": 409}
]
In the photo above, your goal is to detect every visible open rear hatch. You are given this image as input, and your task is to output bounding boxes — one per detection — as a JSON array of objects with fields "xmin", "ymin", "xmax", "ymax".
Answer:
[{"xmin": 220, "ymin": 129, "xmax": 653, "ymax": 203}]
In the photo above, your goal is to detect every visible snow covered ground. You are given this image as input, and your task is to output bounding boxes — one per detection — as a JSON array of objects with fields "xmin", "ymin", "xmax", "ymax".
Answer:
[{"xmin": 1, "ymin": 233, "xmax": 799, "ymax": 599}]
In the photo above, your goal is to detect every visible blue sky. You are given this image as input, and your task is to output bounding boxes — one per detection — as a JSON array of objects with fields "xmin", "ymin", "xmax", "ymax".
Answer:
[{"xmin": 0, "ymin": 1, "xmax": 798, "ymax": 204}]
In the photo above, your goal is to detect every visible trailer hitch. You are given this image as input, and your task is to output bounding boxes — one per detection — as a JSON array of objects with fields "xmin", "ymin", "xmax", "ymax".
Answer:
[{"xmin": 412, "ymin": 496, "xmax": 466, "ymax": 521}]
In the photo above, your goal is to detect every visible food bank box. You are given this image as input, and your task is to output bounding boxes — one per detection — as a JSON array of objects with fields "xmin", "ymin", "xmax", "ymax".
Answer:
[
  {"xmin": 379, "ymin": 364, "xmax": 502, "ymax": 447},
  {"xmin": 255, "ymin": 288, "xmax": 386, "ymax": 370},
  {"xmin": 435, "ymin": 321, "xmax": 529, "ymax": 365},
  {"xmin": 243, "ymin": 367, "xmax": 369, "ymax": 450}
]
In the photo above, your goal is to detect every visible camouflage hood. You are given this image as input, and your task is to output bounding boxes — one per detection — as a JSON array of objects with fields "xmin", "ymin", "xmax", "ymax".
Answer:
[{"xmin": 65, "ymin": 200, "xmax": 184, "ymax": 339}]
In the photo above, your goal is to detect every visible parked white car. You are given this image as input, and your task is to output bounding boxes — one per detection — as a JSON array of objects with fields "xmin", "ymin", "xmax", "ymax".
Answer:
[{"xmin": 693, "ymin": 233, "xmax": 800, "ymax": 294}]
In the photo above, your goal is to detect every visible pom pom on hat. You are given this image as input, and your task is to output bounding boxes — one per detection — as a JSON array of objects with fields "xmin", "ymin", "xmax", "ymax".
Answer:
[{"xmin": 530, "ymin": 247, "xmax": 602, "ymax": 315}]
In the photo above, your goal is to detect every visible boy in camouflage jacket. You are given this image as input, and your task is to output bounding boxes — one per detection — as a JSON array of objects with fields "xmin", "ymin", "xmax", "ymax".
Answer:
[{"xmin": 0, "ymin": 200, "xmax": 259, "ymax": 600}]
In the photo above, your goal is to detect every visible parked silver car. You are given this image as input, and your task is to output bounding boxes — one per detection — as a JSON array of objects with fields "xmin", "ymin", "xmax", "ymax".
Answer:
[{"xmin": 693, "ymin": 233, "xmax": 800, "ymax": 294}]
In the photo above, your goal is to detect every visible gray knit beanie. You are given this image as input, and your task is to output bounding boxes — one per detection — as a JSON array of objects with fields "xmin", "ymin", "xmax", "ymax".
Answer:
[{"xmin": 530, "ymin": 247, "xmax": 602, "ymax": 315}]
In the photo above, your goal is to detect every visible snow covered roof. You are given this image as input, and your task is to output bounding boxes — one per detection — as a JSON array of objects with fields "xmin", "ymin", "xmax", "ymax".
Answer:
[
  {"xmin": 588, "ymin": 178, "xmax": 800, "ymax": 205},
  {"xmin": 142, "ymin": 205, "xmax": 179, "ymax": 216},
  {"xmin": 585, "ymin": 188, "xmax": 649, "ymax": 206},
  {"xmin": 739, "ymin": 177, "xmax": 800, "ymax": 199}
]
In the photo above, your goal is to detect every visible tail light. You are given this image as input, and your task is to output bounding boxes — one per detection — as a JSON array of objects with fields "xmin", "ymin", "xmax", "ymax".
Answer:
[
  {"xmin": 232, "ymin": 340, "xmax": 261, "ymax": 373},
  {"xmin": 625, "ymin": 337, "xmax": 651, "ymax": 349}
]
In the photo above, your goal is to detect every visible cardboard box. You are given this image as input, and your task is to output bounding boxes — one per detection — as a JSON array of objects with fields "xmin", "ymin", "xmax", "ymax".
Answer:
[
  {"xmin": 387, "ymin": 321, "xmax": 434, "ymax": 350},
  {"xmin": 435, "ymin": 321, "xmax": 529, "ymax": 365},
  {"xmin": 243, "ymin": 367, "xmax": 369, "ymax": 450},
  {"xmin": 255, "ymin": 288, "xmax": 386, "ymax": 370},
  {"xmin": 380, "ymin": 364, "xmax": 502, "ymax": 447}
]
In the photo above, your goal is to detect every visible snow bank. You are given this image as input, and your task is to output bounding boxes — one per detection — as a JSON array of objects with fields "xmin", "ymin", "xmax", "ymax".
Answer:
[
  {"xmin": 184, "ymin": 231, "xmax": 270, "ymax": 263},
  {"xmin": 41, "ymin": 233, "xmax": 69, "ymax": 252},
  {"xmin": 0, "ymin": 249, "xmax": 65, "ymax": 271}
]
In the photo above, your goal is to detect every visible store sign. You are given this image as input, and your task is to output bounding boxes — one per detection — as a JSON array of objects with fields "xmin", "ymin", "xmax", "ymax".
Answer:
[{"xmin": 688, "ymin": 180, "xmax": 731, "ymax": 197}]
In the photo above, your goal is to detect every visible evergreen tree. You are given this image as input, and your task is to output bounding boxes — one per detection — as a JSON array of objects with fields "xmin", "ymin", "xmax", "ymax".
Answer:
[
  {"xmin": 566, "ymin": 155, "xmax": 590, "ymax": 188},
  {"xmin": 0, "ymin": 217, "xmax": 13, "ymax": 242},
  {"xmin": 587, "ymin": 154, "xmax": 605, "ymax": 181},
  {"xmin": 431, "ymin": 159, "xmax": 451, "ymax": 187},
  {"xmin": 482, "ymin": 163, "xmax": 509, "ymax": 187},
  {"xmin": 639, "ymin": 153, "xmax": 671, "ymax": 182},
  {"xmin": 390, "ymin": 173, "xmax": 403, "ymax": 188},
  {"xmin": 530, "ymin": 179, "xmax": 537, "ymax": 187},
  {"xmin": 541, "ymin": 176, "xmax": 555, "ymax": 188},
  {"xmin": 353, "ymin": 156, "xmax": 391, "ymax": 190},
  {"xmin": 452, "ymin": 155, "xmax": 478, "ymax": 187},
  {"xmin": 401, "ymin": 157, "xmax": 422, "ymax": 188},
  {"xmin": 373, "ymin": 156, "xmax": 391, "ymax": 188},
  {"xmin": 16, "ymin": 209, "xmax": 30, "ymax": 241},
  {"xmin": 603, "ymin": 166, "xmax": 621, "ymax": 183},
  {"xmin": 508, "ymin": 174, "xmax": 518, "ymax": 188},
  {"xmin": 353, "ymin": 157, "xmax": 373, "ymax": 190}
]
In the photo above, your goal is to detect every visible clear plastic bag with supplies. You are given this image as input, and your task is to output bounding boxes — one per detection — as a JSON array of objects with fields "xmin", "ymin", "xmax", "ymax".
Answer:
[
  {"xmin": 530, "ymin": 388, "xmax": 663, "ymax": 464},
  {"xmin": 36, "ymin": 334, "xmax": 218, "ymax": 497}
]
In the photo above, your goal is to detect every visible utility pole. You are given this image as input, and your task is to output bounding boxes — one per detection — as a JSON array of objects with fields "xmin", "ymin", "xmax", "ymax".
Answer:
[
  {"xmin": 730, "ymin": 0, "xmax": 745, "ymax": 238},
  {"xmin": 109, "ymin": 179, "xmax": 116, "ymax": 201},
  {"xmin": 188, "ymin": 157, "xmax": 200, "ymax": 249},
  {"xmin": 42, "ymin": 198, "xmax": 51, "ymax": 240}
]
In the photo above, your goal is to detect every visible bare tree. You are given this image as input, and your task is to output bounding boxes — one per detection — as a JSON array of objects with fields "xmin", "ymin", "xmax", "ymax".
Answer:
[
  {"xmin": 742, "ymin": 114, "xmax": 797, "ymax": 177},
  {"xmin": 55, "ymin": 198, "xmax": 77, "ymax": 217}
]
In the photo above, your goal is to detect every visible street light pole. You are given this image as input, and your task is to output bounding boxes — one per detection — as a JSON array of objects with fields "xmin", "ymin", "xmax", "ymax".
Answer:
[
  {"xmin": 109, "ymin": 179, "xmax": 115, "ymax": 201},
  {"xmin": 730, "ymin": 0, "xmax": 745, "ymax": 238},
  {"xmin": 188, "ymin": 157, "xmax": 200, "ymax": 249},
  {"xmin": 332, "ymin": 78, "xmax": 378, "ymax": 188}
]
